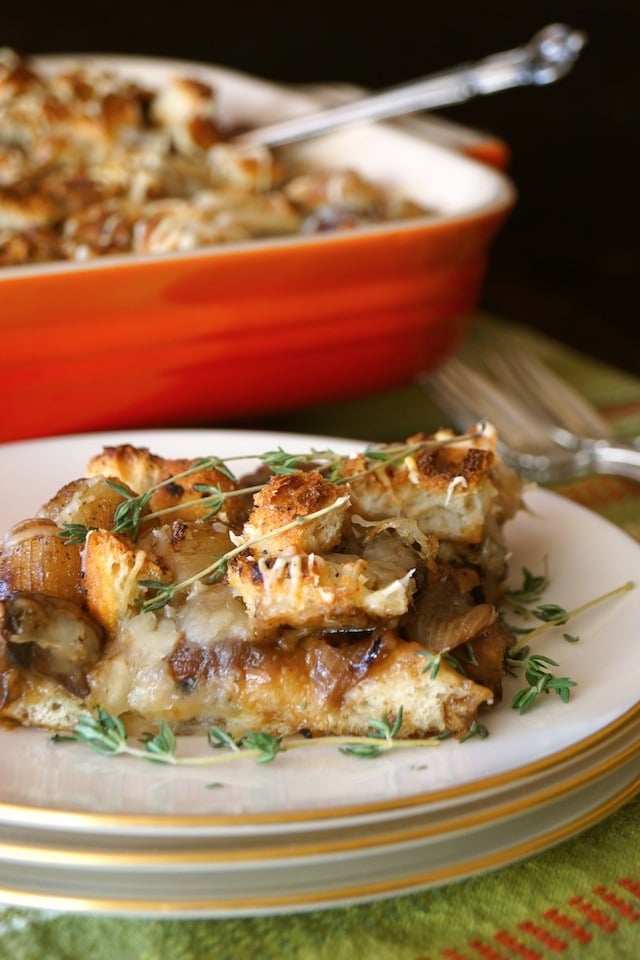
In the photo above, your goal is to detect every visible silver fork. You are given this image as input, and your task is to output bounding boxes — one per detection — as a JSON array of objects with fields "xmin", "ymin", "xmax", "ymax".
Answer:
[
  {"xmin": 479, "ymin": 344, "xmax": 640, "ymax": 451},
  {"xmin": 419, "ymin": 356, "xmax": 640, "ymax": 483},
  {"xmin": 480, "ymin": 347, "xmax": 612, "ymax": 444}
]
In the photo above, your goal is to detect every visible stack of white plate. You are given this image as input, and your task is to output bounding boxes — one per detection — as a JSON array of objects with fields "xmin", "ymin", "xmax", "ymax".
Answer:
[{"xmin": 1, "ymin": 430, "xmax": 639, "ymax": 918}]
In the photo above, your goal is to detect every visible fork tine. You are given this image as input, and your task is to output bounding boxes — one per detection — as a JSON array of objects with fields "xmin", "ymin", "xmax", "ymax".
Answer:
[
  {"xmin": 421, "ymin": 352, "xmax": 640, "ymax": 483},
  {"xmin": 480, "ymin": 344, "xmax": 613, "ymax": 441},
  {"xmin": 419, "ymin": 359, "xmax": 555, "ymax": 453},
  {"xmin": 419, "ymin": 358, "xmax": 610, "ymax": 484}
]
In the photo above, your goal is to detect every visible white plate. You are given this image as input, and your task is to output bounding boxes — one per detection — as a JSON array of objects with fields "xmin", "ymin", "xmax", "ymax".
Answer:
[
  {"xmin": 1, "ymin": 429, "xmax": 639, "ymax": 837},
  {"xmin": 1, "ymin": 706, "xmax": 639, "ymax": 865},
  {"xmin": 0, "ymin": 750, "xmax": 637, "ymax": 917}
]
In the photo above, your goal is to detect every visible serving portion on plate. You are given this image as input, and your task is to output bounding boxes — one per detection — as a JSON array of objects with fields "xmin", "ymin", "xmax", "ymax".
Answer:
[
  {"xmin": 0, "ymin": 53, "xmax": 515, "ymax": 443},
  {"xmin": 0, "ymin": 422, "xmax": 524, "ymax": 744},
  {"xmin": 0, "ymin": 428, "xmax": 638, "ymax": 916}
]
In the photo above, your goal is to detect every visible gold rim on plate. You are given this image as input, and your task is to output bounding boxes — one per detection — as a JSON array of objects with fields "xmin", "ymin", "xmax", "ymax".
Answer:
[
  {"xmin": 0, "ymin": 767, "xmax": 637, "ymax": 917},
  {"xmin": 1, "ymin": 715, "xmax": 639, "ymax": 868}
]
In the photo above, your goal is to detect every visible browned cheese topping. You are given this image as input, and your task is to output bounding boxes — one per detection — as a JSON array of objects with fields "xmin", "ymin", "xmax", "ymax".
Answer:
[{"xmin": 0, "ymin": 48, "xmax": 430, "ymax": 267}]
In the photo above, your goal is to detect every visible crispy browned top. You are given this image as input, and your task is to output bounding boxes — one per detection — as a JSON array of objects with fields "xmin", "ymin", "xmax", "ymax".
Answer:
[
  {"xmin": 0, "ymin": 50, "xmax": 429, "ymax": 266},
  {"xmin": 251, "ymin": 470, "xmax": 341, "ymax": 523}
]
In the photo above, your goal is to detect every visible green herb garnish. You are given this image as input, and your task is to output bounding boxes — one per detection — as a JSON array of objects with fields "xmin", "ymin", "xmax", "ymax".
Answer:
[
  {"xmin": 418, "ymin": 649, "xmax": 467, "ymax": 679},
  {"xmin": 53, "ymin": 706, "xmax": 440, "ymax": 769},
  {"xmin": 504, "ymin": 570, "xmax": 634, "ymax": 715},
  {"xmin": 510, "ymin": 654, "xmax": 577, "ymax": 714},
  {"xmin": 339, "ymin": 709, "xmax": 405, "ymax": 758},
  {"xmin": 459, "ymin": 720, "xmax": 489, "ymax": 742}
]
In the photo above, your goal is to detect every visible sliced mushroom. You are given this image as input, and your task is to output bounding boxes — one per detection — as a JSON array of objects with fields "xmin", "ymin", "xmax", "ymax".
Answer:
[{"xmin": 0, "ymin": 591, "xmax": 104, "ymax": 696}]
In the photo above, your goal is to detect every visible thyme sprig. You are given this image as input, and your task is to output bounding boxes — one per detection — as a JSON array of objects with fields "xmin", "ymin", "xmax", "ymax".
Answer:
[
  {"xmin": 107, "ymin": 476, "xmax": 267, "ymax": 539},
  {"xmin": 52, "ymin": 706, "xmax": 441, "ymax": 766},
  {"xmin": 503, "ymin": 564, "xmax": 550, "ymax": 610},
  {"xmin": 503, "ymin": 568, "xmax": 634, "ymax": 714},
  {"xmin": 510, "ymin": 654, "xmax": 577, "ymax": 715},
  {"xmin": 52, "ymin": 709, "xmax": 287, "ymax": 765},
  {"xmin": 459, "ymin": 720, "xmax": 490, "ymax": 742},
  {"xmin": 505, "ymin": 577, "xmax": 634, "ymax": 655},
  {"xmin": 59, "ymin": 523, "xmax": 98, "ymax": 545},
  {"xmin": 109, "ymin": 458, "xmax": 236, "ymax": 539},
  {"xmin": 57, "ymin": 433, "xmax": 480, "ymax": 546},
  {"xmin": 260, "ymin": 447, "xmax": 341, "ymax": 475}
]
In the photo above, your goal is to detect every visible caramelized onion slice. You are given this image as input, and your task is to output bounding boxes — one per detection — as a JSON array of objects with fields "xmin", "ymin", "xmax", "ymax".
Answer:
[
  {"xmin": 406, "ymin": 565, "xmax": 497, "ymax": 654},
  {"xmin": 420, "ymin": 603, "xmax": 497, "ymax": 654},
  {"xmin": 0, "ymin": 518, "xmax": 82, "ymax": 602},
  {"xmin": 352, "ymin": 515, "xmax": 437, "ymax": 559}
]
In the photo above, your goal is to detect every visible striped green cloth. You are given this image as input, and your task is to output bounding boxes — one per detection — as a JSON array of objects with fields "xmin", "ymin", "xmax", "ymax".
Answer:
[{"xmin": 2, "ymin": 314, "xmax": 640, "ymax": 960}]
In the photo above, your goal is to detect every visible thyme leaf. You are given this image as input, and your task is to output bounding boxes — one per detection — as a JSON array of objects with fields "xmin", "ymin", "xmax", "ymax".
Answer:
[
  {"xmin": 58, "ymin": 523, "xmax": 96, "ymax": 545},
  {"xmin": 190, "ymin": 484, "xmax": 227, "ymax": 520},
  {"xmin": 503, "ymin": 565, "xmax": 550, "ymax": 606},
  {"xmin": 339, "ymin": 708, "xmax": 404, "ymax": 758},
  {"xmin": 109, "ymin": 483, "xmax": 153, "ymax": 539},
  {"xmin": 207, "ymin": 725, "xmax": 240, "ymax": 752},
  {"xmin": 530, "ymin": 603, "xmax": 570, "ymax": 626},
  {"xmin": 138, "ymin": 721, "xmax": 177, "ymax": 761},
  {"xmin": 259, "ymin": 447, "xmax": 338, "ymax": 475},
  {"xmin": 137, "ymin": 579, "xmax": 178, "ymax": 611},
  {"xmin": 459, "ymin": 720, "xmax": 489, "ymax": 743},
  {"xmin": 460, "ymin": 642, "xmax": 478, "ymax": 666},
  {"xmin": 418, "ymin": 649, "xmax": 467, "ymax": 679},
  {"xmin": 52, "ymin": 707, "xmax": 129, "ymax": 757},
  {"xmin": 510, "ymin": 653, "xmax": 577, "ymax": 714},
  {"xmin": 239, "ymin": 731, "xmax": 284, "ymax": 763}
]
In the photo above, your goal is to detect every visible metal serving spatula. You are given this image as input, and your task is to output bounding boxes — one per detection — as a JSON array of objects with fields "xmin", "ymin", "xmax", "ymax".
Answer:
[{"xmin": 235, "ymin": 23, "xmax": 586, "ymax": 148}]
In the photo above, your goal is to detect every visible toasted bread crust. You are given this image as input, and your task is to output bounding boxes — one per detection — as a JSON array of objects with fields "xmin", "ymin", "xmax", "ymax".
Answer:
[{"xmin": 85, "ymin": 445, "xmax": 245, "ymax": 526}]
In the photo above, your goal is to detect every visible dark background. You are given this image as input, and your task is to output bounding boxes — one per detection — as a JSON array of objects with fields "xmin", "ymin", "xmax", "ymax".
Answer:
[{"xmin": 4, "ymin": 1, "xmax": 638, "ymax": 375}]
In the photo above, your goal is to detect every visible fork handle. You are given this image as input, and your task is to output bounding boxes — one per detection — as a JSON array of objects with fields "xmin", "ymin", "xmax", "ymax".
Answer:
[{"xmin": 590, "ymin": 442, "xmax": 640, "ymax": 481}]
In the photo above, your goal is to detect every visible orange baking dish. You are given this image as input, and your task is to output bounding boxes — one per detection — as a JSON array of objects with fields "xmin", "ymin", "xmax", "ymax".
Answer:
[{"xmin": 0, "ymin": 56, "xmax": 515, "ymax": 443}]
